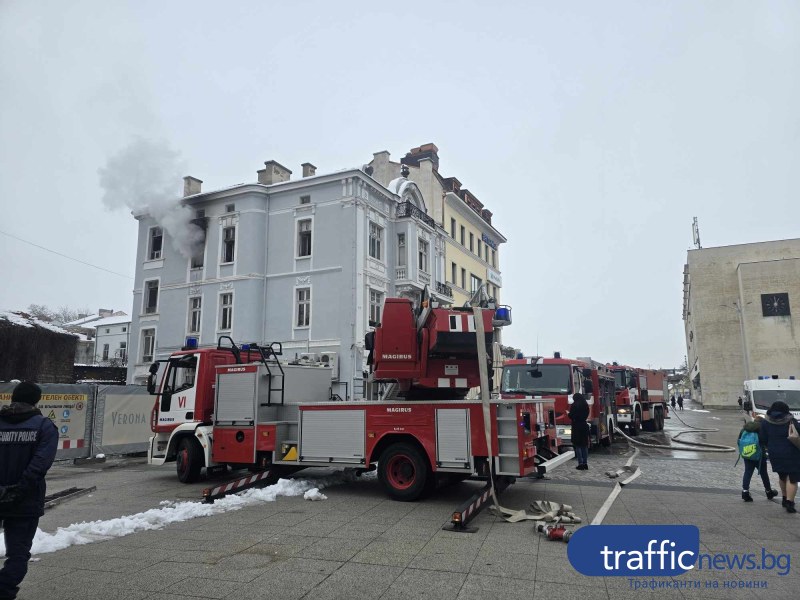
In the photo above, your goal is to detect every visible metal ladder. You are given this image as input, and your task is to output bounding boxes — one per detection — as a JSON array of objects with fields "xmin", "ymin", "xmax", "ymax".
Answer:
[{"xmin": 252, "ymin": 342, "xmax": 286, "ymax": 406}]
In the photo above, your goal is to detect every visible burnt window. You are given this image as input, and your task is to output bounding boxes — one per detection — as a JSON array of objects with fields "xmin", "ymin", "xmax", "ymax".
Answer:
[{"xmin": 761, "ymin": 293, "xmax": 790, "ymax": 317}]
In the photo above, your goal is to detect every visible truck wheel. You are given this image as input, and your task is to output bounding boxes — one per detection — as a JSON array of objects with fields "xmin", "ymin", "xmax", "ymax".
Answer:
[
  {"xmin": 176, "ymin": 437, "xmax": 203, "ymax": 483},
  {"xmin": 378, "ymin": 443, "xmax": 431, "ymax": 501},
  {"xmin": 601, "ymin": 422, "xmax": 614, "ymax": 447},
  {"xmin": 656, "ymin": 409, "xmax": 665, "ymax": 431},
  {"xmin": 630, "ymin": 412, "xmax": 641, "ymax": 436}
]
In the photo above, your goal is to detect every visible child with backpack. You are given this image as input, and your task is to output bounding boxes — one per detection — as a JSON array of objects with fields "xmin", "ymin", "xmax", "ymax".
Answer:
[{"xmin": 737, "ymin": 418, "xmax": 778, "ymax": 502}]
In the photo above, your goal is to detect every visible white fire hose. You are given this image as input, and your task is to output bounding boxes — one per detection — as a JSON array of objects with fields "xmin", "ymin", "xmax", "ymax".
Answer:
[{"xmin": 612, "ymin": 408, "xmax": 736, "ymax": 453}]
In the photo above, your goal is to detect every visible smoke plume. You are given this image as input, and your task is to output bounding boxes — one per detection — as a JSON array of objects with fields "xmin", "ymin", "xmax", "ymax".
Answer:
[{"xmin": 99, "ymin": 138, "xmax": 204, "ymax": 259}]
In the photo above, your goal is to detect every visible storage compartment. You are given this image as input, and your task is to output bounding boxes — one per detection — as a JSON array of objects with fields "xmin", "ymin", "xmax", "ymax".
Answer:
[
  {"xmin": 299, "ymin": 409, "xmax": 365, "ymax": 463},
  {"xmin": 436, "ymin": 408, "xmax": 470, "ymax": 469},
  {"xmin": 212, "ymin": 426, "xmax": 256, "ymax": 463}
]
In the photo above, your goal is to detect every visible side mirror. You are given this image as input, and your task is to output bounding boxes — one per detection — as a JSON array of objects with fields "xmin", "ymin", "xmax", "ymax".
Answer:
[
  {"xmin": 364, "ymin": 331, "xmax": 375, "ymax": 351},
  {"xmin": 146, "ymin": 373, "xmax": 156, "ymax": 395},
  {"xmin": 584, "ymin": 380, "xmax": 594, "ymax": 394},
  {"xmin": 149, "ymin": 362, "xmax": 159, "ymax": 374},
  {"xmin": 582, "ymin": 368, "xmax": 592, "ymax": 378}
]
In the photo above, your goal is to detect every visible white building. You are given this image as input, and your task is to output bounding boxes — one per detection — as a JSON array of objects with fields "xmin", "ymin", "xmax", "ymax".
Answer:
[{"xmin": 91, "ymin": 315, "xmax": 132, "ymax": 365}]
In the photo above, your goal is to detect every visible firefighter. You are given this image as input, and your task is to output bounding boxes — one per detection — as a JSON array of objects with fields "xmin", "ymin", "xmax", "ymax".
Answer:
[
  {"xmin": 569, "ymin": 393, "xmax": 590, "ymax": 470},
  {"xmin": 0, "ymin": 381, "xmax": 58, "ymax": 600}
]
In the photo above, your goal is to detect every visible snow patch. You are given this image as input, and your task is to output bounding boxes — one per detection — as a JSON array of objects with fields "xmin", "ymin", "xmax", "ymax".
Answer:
[
  {"xmin": 2, "ymin": 472, "xmax": 350, "ymax": 557},
  {"xmin": 0, "ymin": 311, "xmax": 77, "ymax": 336},
  {"xmin": 689, "ymin": 409, "xmax": 710, "ymax": 413},
  {"xmin": 303, "ymin": 488, "xmax": 327, "ymax": 501}
]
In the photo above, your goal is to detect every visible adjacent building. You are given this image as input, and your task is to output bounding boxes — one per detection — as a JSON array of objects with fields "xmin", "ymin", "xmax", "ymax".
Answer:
[
  {"xmin": 368, "ymin": 144, "xmax": 506, "ymax": 308},
  {"xmin": 683, "ymin": 238, "xmax": 800, "ymax": 407},
  {"xmin": 126, "ymin": 160, "xmax": 450, "ymax": 399},
  {"xmin": 90, "ymin": 315, "xmax": 132, "ymax": 365},
  {"xmin": 0, "ymin": 311, "xmax": 77, "ymax": 383}
]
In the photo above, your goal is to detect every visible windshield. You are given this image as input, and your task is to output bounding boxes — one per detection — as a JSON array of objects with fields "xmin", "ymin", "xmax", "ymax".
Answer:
[
  {"xmin": 613, "ymin": 370, "xmax": 627, "ymax": 390},
  {"xmin": 501, "ymin": 364, "xmax": 571, "ymax": 395},
  {"xmin": 753, "ymin": 389, "xmax": 800, "ymax": 411}
]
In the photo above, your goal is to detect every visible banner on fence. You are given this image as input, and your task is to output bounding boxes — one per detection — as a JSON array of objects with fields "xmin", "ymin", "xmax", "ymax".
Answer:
[
  {"xmin": 0, "ymin": 391, "xmax": 88, "ymax": 447},
  {"xmin": 100, "ymin": 390, "xmax": 152, "ymax": 446}
]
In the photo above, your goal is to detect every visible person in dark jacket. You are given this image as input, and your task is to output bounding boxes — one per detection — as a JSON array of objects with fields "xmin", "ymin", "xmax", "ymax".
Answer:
[
  {"xmin": 670, "ymin": 395, "xmax": 676, "ymax": 409},
  {"xmin": 758, "ymin": 401, "xmax": 800, "ymax": 514},
  {"xmin": 677, "ymin": 395, "xmax": 684, "ymax": 411},
  {"xmin": 738, "ymin": 419, "xmax": 777, "ymax": 502},
  {"xmin": 569, "ymin": 393, "xmax": 590, "ymax": 470},
  {"xmin": 0, "ymin": 382, "xmax": 58, "ymax": 599}
]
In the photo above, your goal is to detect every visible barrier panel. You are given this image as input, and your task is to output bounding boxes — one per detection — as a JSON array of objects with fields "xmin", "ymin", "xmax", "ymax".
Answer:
[
  {"xmin": 93, "ymin": 385, "xmax": 153, "ymax": 455},
  {"xmin": 0, "ymin": 383, "xmax": 93, "ymax": 460}
]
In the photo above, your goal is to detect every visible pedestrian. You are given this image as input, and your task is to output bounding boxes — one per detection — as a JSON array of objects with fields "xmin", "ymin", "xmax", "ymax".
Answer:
[
  {"xmin": 569, "ymin": 392, "xmax": 590, "ymax": 470},
  {"xmin": 677, "ymin": 395, "xmax": 684, "ymax": 411},
  {"xmin": 670, "ymin": 395, "xmax": 676, "ymax": 409},
  {"xmin": 737, "ymin": 418, "xmax": 777, "ymax": 502},
  {"xmin": 759, "ymin": 401, "xmax": 800, "ymax": 513},
  {"xmin": 0, "ymin": 381, "xmax": 58, "ymax": 599},
  {"xmin": 738, "ymin": 396, "xmax": 743, "ymax": 409}
]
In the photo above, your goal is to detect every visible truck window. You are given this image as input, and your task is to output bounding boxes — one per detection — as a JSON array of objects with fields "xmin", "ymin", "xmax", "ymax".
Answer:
[
  {"xmin": 160, "ymin": 354, "xmax": 198, "ymax": 411},
  {"xmin": 753, "ymin": 389, "xmax": 800, "ymax": 411},
  {"xmin": 501, "ymin": 364, "xmax": 570, "ymax": 395}
]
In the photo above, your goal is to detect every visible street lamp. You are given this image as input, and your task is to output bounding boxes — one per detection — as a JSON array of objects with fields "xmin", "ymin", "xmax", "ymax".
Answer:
[{"xmin": 720, "ymin": 301, "xmax": 752, "ymax": 381}]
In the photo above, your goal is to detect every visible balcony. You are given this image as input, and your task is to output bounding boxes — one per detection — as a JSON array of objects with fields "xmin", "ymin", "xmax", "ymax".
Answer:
[
  {"xmin": 395, "ymin": 266, "xmax": 407, "ymax": 280},
  {"xmin": 435, "ymin": 281, "xmax": 453, "ymax": 299},
  {"xmin": 397, "ymin": 201, "xmax": 435, "ymax": 228}
]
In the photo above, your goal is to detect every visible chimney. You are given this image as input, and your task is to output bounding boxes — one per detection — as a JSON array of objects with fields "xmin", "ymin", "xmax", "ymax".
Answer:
[
  {"xmin": 401, "ymin": 143, "xmax": 439, "ymax": 170},
  {"xmin": 301, "ymin": 162, "xmax": 317, "ymax": 178},
  {"xmin": 183, "ymin": 176, "xmax": 203, "ymax": 197},
  {"xmin": 99, "ymin": 308, "xmax": 113, "ymax": 318},
  {"xmin": 481, "ymin": 208, "xmax": 493, "ymax": 225},
  {"xmin": 257, "ymin": 160, "xmax": 293, "ymax": 185}
]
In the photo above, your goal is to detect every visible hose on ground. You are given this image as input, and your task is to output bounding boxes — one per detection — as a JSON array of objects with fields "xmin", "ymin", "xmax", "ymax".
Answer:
[{"xmin": 613, "ymin": 423, "xmax": 736, "ymax": 453}]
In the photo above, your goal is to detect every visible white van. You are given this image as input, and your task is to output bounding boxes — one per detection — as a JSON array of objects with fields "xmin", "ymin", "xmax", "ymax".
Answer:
[{"xmin": 743, "ymin": 376, "xmax": 800, "ymax": 420}]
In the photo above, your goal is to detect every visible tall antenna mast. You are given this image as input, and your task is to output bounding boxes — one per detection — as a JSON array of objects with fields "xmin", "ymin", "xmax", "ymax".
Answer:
[{"xmin": 692, "ymin": 217, "xmax": 702, "ymax": 249}]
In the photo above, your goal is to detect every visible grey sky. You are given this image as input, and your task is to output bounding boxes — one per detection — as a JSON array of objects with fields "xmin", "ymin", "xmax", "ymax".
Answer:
[{"xmin": 1, "ymin": 1, "xmax": 798, "ymax": 369}]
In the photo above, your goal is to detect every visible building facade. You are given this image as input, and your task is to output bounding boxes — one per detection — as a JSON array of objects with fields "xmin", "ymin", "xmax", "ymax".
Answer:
[
  {"xmin": 683, "ymin": 238, "xmax": 800, "ymax": 407},
  {"xmin": 91, "ymin": 315, "xmax": 132, "ymax": 365},
  {"xmin": 368, "ymin": 144, "xmax": 506, "ymax": 308},
  {"xmin": 126, "ymin": 161, "xmax": 450, "ymax": 399}
]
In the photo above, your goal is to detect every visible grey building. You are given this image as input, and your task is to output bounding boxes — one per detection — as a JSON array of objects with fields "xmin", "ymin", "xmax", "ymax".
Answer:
[
  {"xmin": 127, "ymin": 161, "xmax": 452, "ymax": 399},
  {"xmin": 683, "ymin": 238, "xmax": 800, "ymax": 407}
]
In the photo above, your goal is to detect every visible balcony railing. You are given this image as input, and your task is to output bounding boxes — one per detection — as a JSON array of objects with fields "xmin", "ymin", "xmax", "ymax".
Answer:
[
  {"xmin": 397, "ymin": 201, "xmax": 435, "ymax": 228},
  {"xmin": 396, "ymin": 266, "xmax": 407, "ymax": 280},
  {"xmin": 435, "ymin": 281, "xmax": 453, "ymax": 298}
]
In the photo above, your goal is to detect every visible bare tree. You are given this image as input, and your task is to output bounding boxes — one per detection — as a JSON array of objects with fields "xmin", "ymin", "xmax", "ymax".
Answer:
[{"xmin": 26, "ymin": 304, "xmax": 55, "ymax": 322}]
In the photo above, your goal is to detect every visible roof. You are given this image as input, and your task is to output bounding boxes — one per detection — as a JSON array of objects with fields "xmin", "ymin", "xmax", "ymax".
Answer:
[
  {"xmin": 0, "ymin": 311, "xmax": 77, "ymax": 337},
  {"xmin": 64, "ymin": 314, "xmax": 102, "ymax": 326},
  {"xmin": 90, "ymin": 315, "xmax": 131, "ymax": 328}
]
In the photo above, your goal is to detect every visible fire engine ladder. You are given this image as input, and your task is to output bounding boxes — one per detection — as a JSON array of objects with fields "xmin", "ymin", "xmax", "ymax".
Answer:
[{"xmin": 253, "ymin": 342, "xmax": 285, "ymax": 406}]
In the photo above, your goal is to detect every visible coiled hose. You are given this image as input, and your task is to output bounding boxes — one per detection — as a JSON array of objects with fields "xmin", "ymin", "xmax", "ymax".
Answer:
[{"xmin": 612, "ymin": 409, "xmax": 736, "ymax": 453}]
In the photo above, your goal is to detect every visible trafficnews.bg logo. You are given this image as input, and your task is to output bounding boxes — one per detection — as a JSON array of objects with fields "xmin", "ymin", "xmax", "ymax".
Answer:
[{"xmin": 567, "ymin": 525, "xmax": 790, "ymax": 577}]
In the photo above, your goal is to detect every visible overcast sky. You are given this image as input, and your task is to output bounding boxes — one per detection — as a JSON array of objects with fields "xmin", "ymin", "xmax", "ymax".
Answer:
[{"xmin": 1, "ymin": 1, "xmax": 798, "ymax": 368}]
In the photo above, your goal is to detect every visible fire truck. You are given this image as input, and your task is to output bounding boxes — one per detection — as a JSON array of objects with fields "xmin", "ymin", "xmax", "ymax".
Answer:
[
  {"xmin": 146, "ymin": 296, "xmax": 568, "ymax": 504},
  {"xmin": 500, "ymin": 354, "xmax": 617, "ymax": 450},
  {"xmin": 606, "ymin": 363, "xmax": 668, "ymax": 434}
]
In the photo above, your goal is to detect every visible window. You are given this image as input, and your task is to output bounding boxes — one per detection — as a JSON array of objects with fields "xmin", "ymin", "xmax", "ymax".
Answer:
[
  {"xmin": 188, "ymin": 297, "xmax": 202, "ymax": 334},
  {"xmin": 369, "ymin": 222, "xmax": 383, "ymax": 260},
  {"xmin": 418, "ymin": 239, "xmax": 429, "ymax": 272},
  {"xmin": 300, "ymin": 195, "xmax": 311, "ymax": 205},
  {"xmin": 450, "ymin": 218, "xmax": 456, "ymax": 239},
  {"xmin": 477, "ymin": 240, "xmax": 482, "ymax": 259},
  {"xmin": 148, "ymin": 227, "xmax": 163, "ymax": 260},
  {"xmin": 105, "ymin": 328, "xmax": 110, "ymax": 334},
  {"xmin": 296, "ymin": 288, "xmax": 311, "ymax": 327},
  {"xmin": 491, "ymin": 249, "xmax": 496, "ymax": 268},
  {"xmin": 144, "ymin": 280, "xmax": 159, "ymax": 314},
  {"xmin": 118, "ymin": 341, "xmax": 127, "ymax": 360},
  {"xmin": 122, "ymin": 327, "xmax": 127, "ymax": 332},
  {"xmin": 196, "ymin": 209, "xmax": 205, "ymax": 218},
  {"xmin": 222, "ymin": 226, "xmax": 236, "ymax": 263},
  {"xmin": 191, "ymin": 246, "xmax": 204, "ymax": 269},
  {"xmin": 451, "ymin": 262, "xmax": 457, "ymax": 284},
  {"xmin": 369, "ymin": 289, "xmax": 384, "ymax": 326},
  {"xmin": 397, "ymin": 234, "xmax": 406, "ymax": 267},
  {"xmin": 461, "ymin": 268, "xmax": 466, "ymax": 290},
  {"xmin": 469, "ymin": 232, "xmax": 474, "ymax": 252},
  {"xmin": 102, "ymin": 344, "xmax": 109, "ymax": 361},
  {"xmin": 471, "ymin": 274, "xmax": 482, "ymax": 293},
  {"xmin": 225, "ymin": 203, "xmax": 235, "ymax": 213},
  {"xmin": 219, "ymin": 293, "xmax": 233, "ymax": 330},
  {"xmin": 297, "ymin": 219, "xmax": 312, "ymax": 257},
  {"xmin": 460, "ymin": 225, "xmax": 465, "ymax": 245},
  {"xmin": 141, "ymin": 328, "xmax": 155, "ymax": 363}
]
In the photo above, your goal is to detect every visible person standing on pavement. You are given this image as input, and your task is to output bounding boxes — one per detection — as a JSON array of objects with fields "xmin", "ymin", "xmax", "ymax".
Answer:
[
  {"xmin": 0, "ymin": 381, "xmax": 58, "ymax": 599},
  {"xmin": 738, "ymin": 418, "xmax": 777, "ymax": 502},
  {"xmin": 758, "ymin": 400, "xmax": 800, "ymax": 514},
  {"xmin": 569, "ymin": 393, "xmax": 590, "ymax": 470},
  {"xmin": 670, "ymin": 395, "xmax": 676, "ymax": 409},
  {"xmin": 677, "ymin": 395, "xmax": 684, "ymax": 411}
]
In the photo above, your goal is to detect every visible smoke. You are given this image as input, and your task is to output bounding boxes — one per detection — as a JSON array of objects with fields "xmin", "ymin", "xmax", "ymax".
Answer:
[{"xmin": 99, "ymin": 138, "xmax": 204, "ymax": 259}]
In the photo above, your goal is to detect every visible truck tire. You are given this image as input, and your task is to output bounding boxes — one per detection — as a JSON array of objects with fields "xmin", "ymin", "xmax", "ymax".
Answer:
[
  {"xmin": 656, "ymin": 408, "xmax": 665, "ymax": 431},
  {"xmin": 177, "ymin": 437, "xmax": 203, "ymax": 483},
  {"xmin": 378, "ymin": 443, "xmax": 431, "ymax": 501},
  {"xmin": 630, "ymin": 411, "xmax": 641, "ymax": 436},
  {"xmin": 601, "ymin": 421, "xmax": 614, "ymax": 447}
]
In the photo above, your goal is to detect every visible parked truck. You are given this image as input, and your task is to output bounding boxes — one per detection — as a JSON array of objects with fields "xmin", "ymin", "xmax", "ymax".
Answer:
[
  {"xmin": 743, "ymin": 375, "xmax": 800, "ymax": 419},
  {"xmin": 500, "ymin": 354, "xmax": 617, "ymax": 450},
  {"xmin": 606, "ymin": 363, "xmax": 668, "ymax": 434},
  {"xmin": 147, "ymin": 297, "xmax": 568, "ymax": 502}
]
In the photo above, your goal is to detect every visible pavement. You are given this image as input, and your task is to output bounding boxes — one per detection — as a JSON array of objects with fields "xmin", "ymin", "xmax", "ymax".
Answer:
[{"xmin": 15, "ymin": 399, "xmax": 800, "ymax": 600}]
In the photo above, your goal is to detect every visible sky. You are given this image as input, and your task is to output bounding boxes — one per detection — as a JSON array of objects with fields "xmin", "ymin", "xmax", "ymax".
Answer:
[{"xmin": 1, "ymin": 1, "xmax": 798, "ymax": 369}]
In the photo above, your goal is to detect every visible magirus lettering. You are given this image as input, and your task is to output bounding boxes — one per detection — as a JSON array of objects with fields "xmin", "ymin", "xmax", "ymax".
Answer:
[
  {"xmin": 386, "ymin": 407, "xmax": 412, "ymax": 413},
  {"xmin": 382, "ymin": 354, "xmax": 412, "ymax": 360}
]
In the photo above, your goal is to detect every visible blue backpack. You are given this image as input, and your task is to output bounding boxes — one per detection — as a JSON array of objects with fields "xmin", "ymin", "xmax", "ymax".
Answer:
[{"xmin": 737, "ymin": 430, "xmax": 762, "ymax": 463}]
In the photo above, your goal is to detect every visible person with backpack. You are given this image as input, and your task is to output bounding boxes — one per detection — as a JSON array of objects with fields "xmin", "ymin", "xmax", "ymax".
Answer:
[
  {"xmin": 737, "ymin": 418, "xmax": 777, "ymax": 502},
  {"xmin": 759, "ymin": 400, "xmax": 800, "ymax": 513}
]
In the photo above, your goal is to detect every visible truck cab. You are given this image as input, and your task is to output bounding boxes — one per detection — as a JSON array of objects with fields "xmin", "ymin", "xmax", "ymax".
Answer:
[{"xmin": 744, "ymin": 376, "xmax": 800, "ymax": 420}]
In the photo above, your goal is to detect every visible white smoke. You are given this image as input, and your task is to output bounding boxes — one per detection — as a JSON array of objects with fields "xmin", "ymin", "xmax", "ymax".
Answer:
[{"xmin": 99, "ymin": 138, "xmax": 204, "ymax": 259}]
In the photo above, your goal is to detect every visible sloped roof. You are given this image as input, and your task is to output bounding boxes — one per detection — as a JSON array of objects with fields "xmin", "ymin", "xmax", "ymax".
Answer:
[{"xmin": 0, "ymin": 311, "xmax": 77, "ymax": 337}]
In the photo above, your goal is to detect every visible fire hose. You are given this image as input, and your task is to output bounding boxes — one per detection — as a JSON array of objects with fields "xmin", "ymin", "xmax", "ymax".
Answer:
[{"xmin": 611, "ymin": 408, "xmax": 736, "ymax": 453}]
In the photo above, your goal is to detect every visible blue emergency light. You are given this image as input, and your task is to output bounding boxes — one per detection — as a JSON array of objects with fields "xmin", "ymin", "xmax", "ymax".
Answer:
[
  {"xmin": 241, "ymin": 344, "xmax": 251, "ymax": 351},
  {"xmin": 184, "ymin": 337, "xmax": 198, "ymax": 350}
]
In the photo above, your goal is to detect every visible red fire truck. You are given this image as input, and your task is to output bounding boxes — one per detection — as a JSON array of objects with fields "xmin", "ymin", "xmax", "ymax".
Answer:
[
  {"xmin": 500, "ymin": 354, "xmax": 617, "ymax": 450},
  {"xmin": 606, "ymin": 363, "xmax": 668, "ymax": 434},
  {"xmin": 147, "ymin": 297, "xmax": 569, "ymax": 503}
]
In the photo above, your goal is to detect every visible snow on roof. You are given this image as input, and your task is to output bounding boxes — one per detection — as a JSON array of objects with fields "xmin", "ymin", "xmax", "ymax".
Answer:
[
  {"xmin": 90, "ymin": 315, "xmax": 131, "ymax": 328},
  {"xmin": 0, "ymin": 311, "xmax": 78, "ymax": 337},
  {"xmin": 64, "ymin": 314, "xmax": 101, "ymax": 326}
]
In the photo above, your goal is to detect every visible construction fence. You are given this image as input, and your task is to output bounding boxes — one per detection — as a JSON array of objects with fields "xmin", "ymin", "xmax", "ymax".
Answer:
[{"xmin": 0, "ymin": 383, "xmax": 152, "ymax": 461}]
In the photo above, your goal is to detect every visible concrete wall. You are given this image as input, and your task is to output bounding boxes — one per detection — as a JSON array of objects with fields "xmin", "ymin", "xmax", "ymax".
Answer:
[{"xmin": 684, "ymin": 239, "xmax": 800, "ymax": 407}]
